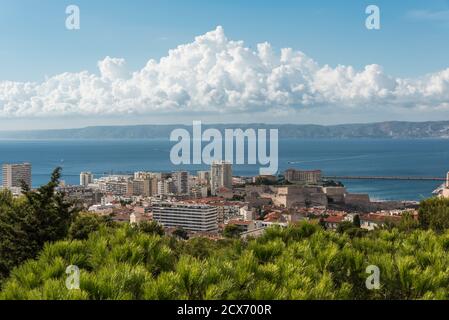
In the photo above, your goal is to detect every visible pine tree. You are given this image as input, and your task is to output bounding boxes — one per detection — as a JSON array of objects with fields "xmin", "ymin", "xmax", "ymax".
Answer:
[{"xmin": 0, "ymin": 167, "xmax": 78, "ymax": 282}]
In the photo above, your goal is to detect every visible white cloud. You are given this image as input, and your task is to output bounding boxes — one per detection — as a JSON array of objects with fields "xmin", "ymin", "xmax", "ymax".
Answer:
[
  {"xmin": 98, "ymin": 56, "xmax": 130, "ymax": 81},
  {"xmin": 0, "ymin": 26, "xmax": 449, "ymax": 118}
]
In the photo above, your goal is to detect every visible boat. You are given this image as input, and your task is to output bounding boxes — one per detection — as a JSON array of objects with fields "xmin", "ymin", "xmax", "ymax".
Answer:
[{"xmin": 433, "ymin": 184, "xmax": 445, "ymax": 195}]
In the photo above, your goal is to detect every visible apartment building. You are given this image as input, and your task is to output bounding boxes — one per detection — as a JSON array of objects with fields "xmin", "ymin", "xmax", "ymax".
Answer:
[
  {"xmin": 80, "ymin": 172, "xmax": 93, "ymax": 187},
  {"xmin": 2, "ymin": 163, "xmax": 32, "ymax": 189},
  {"xmin": 152, "ymin": 202, "xmax": 218, "ymax": 233},
  {"xmin": 210, "ymin": 161, "xmax": 232, "ymax": 195}
]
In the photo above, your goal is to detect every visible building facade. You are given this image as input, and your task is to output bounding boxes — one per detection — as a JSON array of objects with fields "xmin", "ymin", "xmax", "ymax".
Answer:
[
  {"xmin": 210, "ymin": 161, "xmax": 232, "ymax": 195},
  {"xmin": 80, "ymin": 172, "xmax": 93, "ymax": 187},
  {"xmin": 2, "ymin": 163, "xmax": 32, "ymax": 189},
  {"xmin": 173, "ymin": 171, "xmax": 189, "ymax": 194},
  {"xmin": 284, "ymin": 169, "xmax": 322, "ymax": 185},
  {"xmin": 152, "ymin": 203, "xmax": 218, "ymax": 233},
  {"xmin": 197, "ymin": 171, "xmax": 210, "ymax": 185}
]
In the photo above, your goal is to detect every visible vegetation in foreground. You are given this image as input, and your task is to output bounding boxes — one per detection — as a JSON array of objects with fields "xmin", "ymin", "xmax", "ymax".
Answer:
[
  {"xmin": 2, "ymin": 221, "xmax": 449, "ymax": 299},
  {"xmin": 2, "ymin": 168, "xmax": 449, "ymax": 300}
]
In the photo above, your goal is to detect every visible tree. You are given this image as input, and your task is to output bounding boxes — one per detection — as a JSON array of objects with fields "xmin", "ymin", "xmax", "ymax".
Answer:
[
  {"xmin": 0, "ymin": 167, "xmax": 78, "ymax": 281},
  {"xmin": 68, "ymin": 213, "xmax": 104, "ymax": 240},
  {"xmin": 3, "ymin": 221, "xmax": 449, "ymax": 300},
  {"xmin": 173, "ymin": 227, "xmax": 189, "ymax": 240},
  {"xmin": 336, "ymin": 221, "xmax": 355, "ymax": 234},
  {"xmin": 119, "ymin": 199, "xmax": 132, "ymax": 207},
  {"xmin": 223, "ymin": 224, "xmax": 241, "ymax": 238},
  {"xmin": 318, "ymin": 217, "xmax": 327, "ymax": 230},
  {"xmin": 180, "ymin": 237, "xmax": 217, "ymax": 259},
  {"xmin": 353, "ymin": 215, "xmax": 361, "ymax": 228},
  {"xmin": 397, "ymin": 211, "xmax": 420, "ymax": 232},
  {"xmin": 138, "ymin": 221, "xmax": 165, "ymax": 236},
  {"xmin": 418, "ymin": 197, "xmax": 449, "ymax": 232}
]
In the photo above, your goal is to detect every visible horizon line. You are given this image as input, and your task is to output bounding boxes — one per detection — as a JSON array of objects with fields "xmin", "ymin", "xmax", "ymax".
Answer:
[{"xmin": 2, "ymin": 119, "xmax": 449, "ymax": 133}]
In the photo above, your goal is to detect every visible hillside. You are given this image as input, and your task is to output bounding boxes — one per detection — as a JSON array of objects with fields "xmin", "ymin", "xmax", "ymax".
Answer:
[{"xmin": 2, "ymin": 121, "xmax": 449, "ymax": 139}]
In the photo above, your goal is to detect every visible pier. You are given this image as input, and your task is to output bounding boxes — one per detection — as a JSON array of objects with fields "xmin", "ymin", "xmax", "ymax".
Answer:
[{"xmin": 323, "ymin": 176, "xmax": 446, "ymax": 181}]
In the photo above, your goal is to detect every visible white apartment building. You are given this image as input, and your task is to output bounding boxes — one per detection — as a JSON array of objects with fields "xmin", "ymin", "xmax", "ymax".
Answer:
[
  {"xmin": 80, "ymin": 172, "xmax": 93, "ymax": 187},
  {"xmin": 2, "ymin": 163, "xmax": 32, "ymax": 189},
  {"xmin": 94, "ymin": 175, "xmax": 132, "ymax": 196},
  {"xmin": 210, "ymin": 161, "xmax": 232, "ymax": 195},
  {"xmin": 152, "ymin": 203, "xmax": 218, "ymax": 233},
  {"xmin": 157, "ymin": 178, "xmax": 176, "ymax": 195}
]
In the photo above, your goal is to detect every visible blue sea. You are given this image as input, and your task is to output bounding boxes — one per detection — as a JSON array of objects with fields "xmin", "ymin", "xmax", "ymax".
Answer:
[{"xmin": 0, "ymin": 138, "xmax": 448, "ymax": 201}]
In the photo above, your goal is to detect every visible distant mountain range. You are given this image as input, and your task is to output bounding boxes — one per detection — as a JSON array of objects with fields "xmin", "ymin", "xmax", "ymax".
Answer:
[{"xmin": 2, "ymin": 121, "xmax": 449, "ymax": 139}]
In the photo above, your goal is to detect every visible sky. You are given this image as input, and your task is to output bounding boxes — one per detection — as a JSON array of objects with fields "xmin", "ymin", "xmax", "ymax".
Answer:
[{"xmin": 0, "ymin": 0, "xmax": 449, "ymax": 130}]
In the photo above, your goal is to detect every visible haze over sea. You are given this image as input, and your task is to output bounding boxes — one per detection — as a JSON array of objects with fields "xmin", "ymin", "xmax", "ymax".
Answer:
[{"xmin": 0, "ymin": 138, "xmax": 447, "ymax": 201}]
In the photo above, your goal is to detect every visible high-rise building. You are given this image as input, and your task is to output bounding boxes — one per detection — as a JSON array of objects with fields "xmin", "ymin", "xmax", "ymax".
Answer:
[
  {"xmin": 152, "ymin": 203, "xmax": 218, "ymax": 233},
  {"xmin": 2, "ymin": 163, "xmax": 32, "ymax": 189},
  {"xmin": 129, "ymin": 178, "xmax": 150, "ymax": 197},
  {"xmin": 173, "ymin": 171, "xmax": 189, "ymax": 194},
  {"xmin": 197, "ymin": 171, "xmax": 210, "ymax": 185},
  {"xmin": 80, "ymin": 172, "xmax": 93, "ymax": 187},
  {"xmin": 157, "ymin": 178, "xmax": 176, "ymax": 195},
  {"xmin": 210, "ymin": 161, "xmax": 232, "ymax": 195},
  {"xmin": 157, "ymin": 181, "xmax": 164, "ymax": 195},
  {"xmin": 134, "ymin": 172, "xmax": 158, "ymax": 196}
]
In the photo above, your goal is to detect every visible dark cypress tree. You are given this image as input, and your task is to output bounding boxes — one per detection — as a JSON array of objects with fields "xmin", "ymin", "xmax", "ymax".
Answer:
[{"xmin": 353, "ymin": 214, "xmax": 361, "ymax": 228}]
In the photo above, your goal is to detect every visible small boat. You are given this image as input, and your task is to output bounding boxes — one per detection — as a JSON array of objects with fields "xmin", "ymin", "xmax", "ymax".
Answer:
[{"xmin": 433, "ymin": 184, "xmax": 445, "ymax": 195}]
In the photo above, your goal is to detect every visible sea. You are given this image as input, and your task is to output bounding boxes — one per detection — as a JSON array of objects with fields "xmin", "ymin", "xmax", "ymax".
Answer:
[{"xmin": 0, "ymin": 138, "xmax": 448, "ymax": 201}]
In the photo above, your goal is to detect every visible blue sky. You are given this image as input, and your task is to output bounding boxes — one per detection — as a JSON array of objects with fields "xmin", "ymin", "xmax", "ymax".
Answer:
[{"xmin": 0, "ymin": 0, "xmax": 449, "ymax": 129}]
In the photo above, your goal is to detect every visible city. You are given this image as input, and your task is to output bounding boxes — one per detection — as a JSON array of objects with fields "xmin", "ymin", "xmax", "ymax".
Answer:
[
  {"xmin": 2, "ymin": 161, "xmax": 432, "ymax": 240},
  {"xmin": 1, "ymin": 0, "xmax": 449, "ymax": 310}
]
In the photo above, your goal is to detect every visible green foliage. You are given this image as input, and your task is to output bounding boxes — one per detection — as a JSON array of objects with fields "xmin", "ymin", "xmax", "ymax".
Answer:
[
  {"xmin": 172, "ymin": 227, "xmax": 189, "ymax": 240},
  {"xmin": 397, "ymin": 212, "xmax": 420, "ymax": 232},
  {"xmin": 137, "ymin": 221, "xmax": 164, "ymax": 237},
  {"xmin": 0, "ymin": 168, "xmax": 77, "ymax": 282},
  {"xmin": 4, "ymin": 222, "xmax": 449, "ymax": 300},
  {"xmin": 337, "ymin": 221, "xmax": 355, "ymax": 234},
  {"xmin": 353, "ymin": 215, "xmax": 361, "ymax": 228},
  {"xmin": 419, "ymin": 197, "xmax": 449, "ymax": 232},
  {"xmin": 178, "ymin": 237, "xmax": 218, "ymax": 259},
  {"xmin": 2, "ymin": 184, "xmax": 449, "ymax": 301},
  {"xmin": 69, "ymin": 213, "xmax": 108, "ymax": 240},
  {"xmin": 223, "ymin": 224, "xmax": 241, "ymax": 238}
]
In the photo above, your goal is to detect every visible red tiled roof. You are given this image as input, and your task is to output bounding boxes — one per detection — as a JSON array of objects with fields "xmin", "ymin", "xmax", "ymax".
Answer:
[
  {"xmin": 265, "ymin": 212, "xmax": 281, "ymax": 219},
  {"xmin": 264, "ymin": 217, "xmax": 280, "ymax": 222},
  {"xmin": 324, "ymin": 216, "xmax": 346, "ymax": 223},
  {"xmin": 228, "ymin": 220, "xmax": 252, "ymax": 226}
]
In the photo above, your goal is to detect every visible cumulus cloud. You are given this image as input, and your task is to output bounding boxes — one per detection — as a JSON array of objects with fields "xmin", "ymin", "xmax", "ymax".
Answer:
[
  {"xmin": 0, "ymin": 26, "xmax": 449, "ymax": 118},
  {"xmin": 98, "ymin": 56, "xmax": 130, "ymax": 81}
]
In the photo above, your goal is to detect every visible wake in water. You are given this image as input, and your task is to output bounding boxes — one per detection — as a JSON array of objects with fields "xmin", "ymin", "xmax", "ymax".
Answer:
[{"xmin": 288, "ymin": 155, "xmax": 369, "ymax": 164}]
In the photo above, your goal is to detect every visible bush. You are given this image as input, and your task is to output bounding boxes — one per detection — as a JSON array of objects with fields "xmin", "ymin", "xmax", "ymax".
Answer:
[
  {"xmin": 223, "ymin": 224, "xmax": 241, "ymax": 238},
  {"xmin": 3, "ymin": 223, "xmax": 449, "ymax": 300},
  {"xmin": 69, "ymin": 213, "xmax": 105, "ymax": 240},
  {"xmin": 172, "ymin": 228, "xmax": 189, "ymax": 240},
  {"xmin": 137, "ymin": 221, "xmax": 164, "ymax": 237},
  {"xmin": 419, "ymin": 197, "xmax": 449, "ymax": 232}
]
